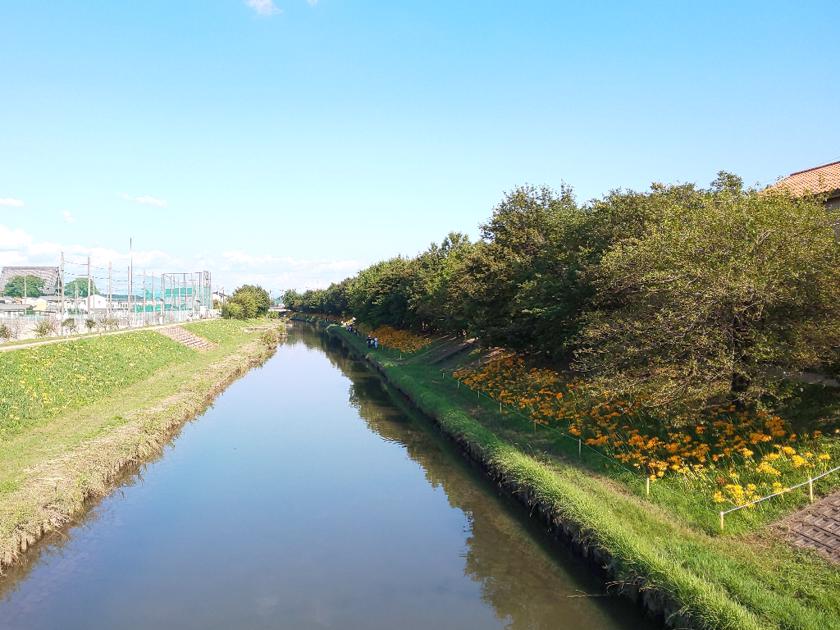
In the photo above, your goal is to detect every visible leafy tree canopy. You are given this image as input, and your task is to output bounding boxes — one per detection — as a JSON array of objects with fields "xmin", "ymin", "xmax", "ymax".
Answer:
[
  {"xmin": 65, "ymin": 277, "xmax": 98, "ymax": 298},
  {"xmin": 3, "ymin": 275, "xmax": 45, "ymax": 298}
]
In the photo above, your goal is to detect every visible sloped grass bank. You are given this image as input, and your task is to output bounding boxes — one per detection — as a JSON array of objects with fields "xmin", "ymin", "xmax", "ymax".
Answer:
[
  {"xmin": 325, "ymin": 322, "xmax": 839, "ymax": 630},
  {"xmin": 0, "ymin": 331, "xmax": 194, "ymax": 438},
  {"xmin": 0, "ymin": 319, "xmax": 283, "ymax": 571}
]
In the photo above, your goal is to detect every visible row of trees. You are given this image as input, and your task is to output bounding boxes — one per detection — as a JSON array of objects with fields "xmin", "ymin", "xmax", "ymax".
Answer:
[
  {"xmin": 2, "ymin": 276, "xmax": 96, "ymax": 298},
  {"xmin": 284, "ymin": 173, "xmax": 840, "ymax": 416}
]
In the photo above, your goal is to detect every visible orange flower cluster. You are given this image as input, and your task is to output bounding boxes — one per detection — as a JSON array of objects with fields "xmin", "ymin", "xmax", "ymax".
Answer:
[
  {"xmin": 453, "ymin": 355, "xmax": 836, "ymax": 506},
  {"xmin": 369, "ymin": 326, "xmax": 431, "ymax": 353}
]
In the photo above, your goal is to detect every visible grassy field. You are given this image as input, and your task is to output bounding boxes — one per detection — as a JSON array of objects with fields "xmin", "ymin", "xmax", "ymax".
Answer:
[
  {"xmin": 0, "ymin": 319, "xmax": 282, "ymax": 570},
  {"xmin": 327, "ymin": 322, "xmax": 840, "ymax": 630},
  {"xmin": 0, "ymin": 332, "xmax": 194, "ymax": 438}
]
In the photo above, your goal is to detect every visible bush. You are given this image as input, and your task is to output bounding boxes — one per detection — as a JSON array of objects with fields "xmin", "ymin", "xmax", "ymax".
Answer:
[
  {"xmin": 0, "ymin": 323, "xmax": 11, "ymax": 340},
  {"xmin": 98, "ymin": 316, "xmax": 119, "ymax": 331},
  {"xmin": 222, "ymin": 302, "xmax": 245, "ymax": 320},
  {"xmin": 260, "ymin": 326, "xmax": 285, "ymax": 347},
  {"xmin": 33, "ymin": 318, "xmax": 57, "ymax": 338},
  {"xmin": 221, "ymin": 284, "xmax": 271, "ymax": 320},
  {"xmin": 85, "ymin": 319, "xmax": 96, "ymax": 332},
  {"xmin": 62, "ymin": 318, "xmax": 77, "ymax": 333}
]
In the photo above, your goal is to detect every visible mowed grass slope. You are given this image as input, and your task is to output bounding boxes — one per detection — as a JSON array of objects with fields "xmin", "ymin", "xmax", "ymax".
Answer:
[
  {"xmin": 0, "ymin": 332, "xmax": 193, "ymax": 438},
  {"xmin": 0, "ymin": 319, "xmax": 278, "ymax": 568},
  {"xmin": 329, "ymin": 324, "xmax": 840, "ymax": 630}
]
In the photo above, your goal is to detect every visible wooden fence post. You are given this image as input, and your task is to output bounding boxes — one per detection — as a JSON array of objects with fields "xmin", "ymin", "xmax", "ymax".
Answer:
[
  {"xmin": 719, "ymin": 511, "xmax": 725, "ymax": 531},
  {"xmin": 808, "ymin": 477, "xmax": 814, "ymax": 503}
]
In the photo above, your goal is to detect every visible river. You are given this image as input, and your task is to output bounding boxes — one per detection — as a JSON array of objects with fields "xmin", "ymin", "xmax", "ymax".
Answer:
[{"xmin": 0, "ymin": 324, "xmax": 655, "ymax": 630}]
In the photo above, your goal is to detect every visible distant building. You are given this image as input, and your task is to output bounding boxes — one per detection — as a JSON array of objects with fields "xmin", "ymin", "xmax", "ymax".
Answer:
[
  {"xmin": 771, "ymin": 160, "xmax": 840, "ymax": 210},
  {"xmin": 0, "ymin": 303, "xmax": 28, "ymax": 318},
  {"xmin": 0, "ymin": 266, "xmax": 60, "ymax": 295}
]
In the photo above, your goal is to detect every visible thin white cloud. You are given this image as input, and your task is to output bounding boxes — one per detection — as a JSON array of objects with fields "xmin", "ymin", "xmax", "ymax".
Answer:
[
  {"xmin": 245, "ymin": 0, "xmax": 281, "ymax": 16},
  {"xmin": 0, "ymin": 198, "xmax": 25, "ymax": 208},
  {"xmin": 120, "ymin": 193, "xmax": 168, "ymax": 208},
  {"xmin": 219, "ymin": 250, "xmax": 364, "ymax": 290},
  {"xmin": 0, "ymin": 223, "xmax": 182, "ymax": 279},
  {"xmin": 307, "ymin": 0, "xmax": 318, "ymax": 5},
  {"xmin": 62, "ymin": 211, "xmax": 76, "ymax": 224}
]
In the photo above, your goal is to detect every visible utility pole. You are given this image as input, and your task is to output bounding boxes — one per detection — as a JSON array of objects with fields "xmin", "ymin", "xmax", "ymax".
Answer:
[
  {"xmin": 59, "ymin": 252, "xmax": 65, "ymax": 323},
  {"xmin": 127, "ymin": 237, "xmax": 133, "ymax": 326},
  {"xmin": 108, "ymin": 261, "xmax": 112, "ymax": 318},
  {"xmin": 143, "ymin": 270, "xmax": 147, "ymax": 325},
  {"xmin": 87, "ymin": 256, "xmax": 92, "ymax": 316}
]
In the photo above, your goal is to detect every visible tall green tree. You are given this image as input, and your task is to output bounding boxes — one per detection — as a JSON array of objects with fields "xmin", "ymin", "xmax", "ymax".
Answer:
[
  {"xmin": 65, "ymin": 278, "xmax": 98, "ymax": 297},
  {"xmin": 577, "ymin": 173, "xmax": 840, "ymax": 414},
  {"xmin": 224, "ymin": 284, "xmax": 271, "ymax": 319},
  {"xmin": 454, "ymin": 184, "xmax": 586, "ymax": 357},
  {"xmin": 3, "ymin": 275, "xmax": 44, "ymax": 298}
]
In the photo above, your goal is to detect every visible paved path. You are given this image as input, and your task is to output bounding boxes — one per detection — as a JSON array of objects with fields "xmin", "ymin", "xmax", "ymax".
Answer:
[{"xmin": 781, "ymin": 491, "xmax": 840, "ymax": 564}]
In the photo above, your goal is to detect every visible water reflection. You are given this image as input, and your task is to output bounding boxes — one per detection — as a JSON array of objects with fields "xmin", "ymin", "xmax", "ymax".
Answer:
[{"xmin": 288, "ymin": 325, "xmax": 653, "ymax": 630}]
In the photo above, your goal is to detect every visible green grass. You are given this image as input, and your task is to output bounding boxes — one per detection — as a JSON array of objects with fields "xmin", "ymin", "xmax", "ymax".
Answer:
[
  {"xmin": 0, "ymin": 331, "xmax": 194, "ymax": 437},
  {"xmin": 329, "ymin": 324, "xmax": 840, "ymax": 630},
  {"xmin": 183, "ymin": 318, "xmax": 259, "ymax": 344}
]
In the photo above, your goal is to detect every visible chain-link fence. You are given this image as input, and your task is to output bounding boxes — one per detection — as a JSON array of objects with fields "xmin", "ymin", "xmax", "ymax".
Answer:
[{"xmin": 0, "ymin": 253, "xmax": 216, "ymax": 341}]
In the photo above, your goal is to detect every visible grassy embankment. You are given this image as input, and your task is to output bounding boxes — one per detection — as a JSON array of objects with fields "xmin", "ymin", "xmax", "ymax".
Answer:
[
  {"xmin": 319, "ymin": 319, "xmax": 839, "ymax": 630},
  {"xmin": 0, "ymin": 319, "xmax": 283, "ymax": 570}
]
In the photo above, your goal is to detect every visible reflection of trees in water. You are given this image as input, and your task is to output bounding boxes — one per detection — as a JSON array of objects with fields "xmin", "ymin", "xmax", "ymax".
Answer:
[{"xmin": 292, "ymin": 324, "xmax": 636, "ymax": 630}]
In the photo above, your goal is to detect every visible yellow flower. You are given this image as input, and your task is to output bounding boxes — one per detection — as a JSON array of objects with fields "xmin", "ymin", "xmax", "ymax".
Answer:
[{"xmin": 756, "ymin": 461, "xmax": 781, "ymax": 477}]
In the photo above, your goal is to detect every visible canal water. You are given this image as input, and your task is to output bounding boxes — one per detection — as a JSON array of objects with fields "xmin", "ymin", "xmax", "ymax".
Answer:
[{"xmin": 0, "ymin": 325, "xmax": 655, "ymax": 630}]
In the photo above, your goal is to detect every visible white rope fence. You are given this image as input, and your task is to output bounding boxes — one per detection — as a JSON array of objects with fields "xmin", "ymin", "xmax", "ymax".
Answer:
[{"xmin": 719, "ymin": 465, "xmax": 840, "ymax": 530}]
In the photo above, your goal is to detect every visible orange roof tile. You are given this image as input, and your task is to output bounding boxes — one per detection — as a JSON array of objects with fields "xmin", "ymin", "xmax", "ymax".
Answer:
[{"xmin": 771, "ymin": 160, "xmax": 840, "ymax": 197}]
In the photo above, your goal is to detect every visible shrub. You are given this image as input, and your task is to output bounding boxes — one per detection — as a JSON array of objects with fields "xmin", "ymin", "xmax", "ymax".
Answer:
[
  {"xmin": 99, "ymin": 316, "xmax": 119, "ymax": 331},
  {"xmin": 222, "ymin": 301, "xmax": 245, "ymax": 320},
  {"xmin": 62, "ymin": 318, "xmax": 77, "ymax": 333},
  {"xmin": 0, "ymin": 323, "xmax": 11, "ymax": 340},
  {"xmin": 85, "ymin": 318, "xmax": 96, "ymax": 332},
  {"xmin": 33, "ymin": 318, "xmax": 57, "ymax": 338}
]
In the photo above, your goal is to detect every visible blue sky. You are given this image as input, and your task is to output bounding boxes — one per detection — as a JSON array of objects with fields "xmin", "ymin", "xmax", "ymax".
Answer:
[{"xmin": 1, "ymin": 0, "xmax": 839, "ymax": 294}]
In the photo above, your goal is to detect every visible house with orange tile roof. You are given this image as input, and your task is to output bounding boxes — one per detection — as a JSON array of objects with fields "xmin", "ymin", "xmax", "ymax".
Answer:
[{"xmin": 770, "ymin": 160, "xmax": 840, "ymax": 210}]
